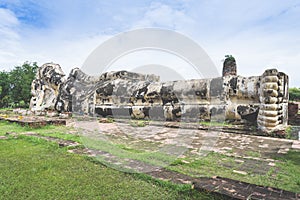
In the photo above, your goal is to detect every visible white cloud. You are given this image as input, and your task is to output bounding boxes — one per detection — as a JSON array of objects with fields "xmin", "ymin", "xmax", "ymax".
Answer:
[
  {"xmin": 0, "ymin": 8, "xmax": 19, "ymax": 27},
  {"xmin": 0, "ymin": 8, "xmax": 23, "ymax": 70},
  {"xmin": 0, "ymin": 1, "xmax": 299, "ymax": 87},
  {"xmin": 134, "ymin": 2, "xmax": 195, "ymax": 31},
  {"xmin": 118, "ymin": 1, "xmax": 300, "ymax": 86},
  {"xmin": 18, "ymin": 33, "xmax": 112, "ymax": 75}
]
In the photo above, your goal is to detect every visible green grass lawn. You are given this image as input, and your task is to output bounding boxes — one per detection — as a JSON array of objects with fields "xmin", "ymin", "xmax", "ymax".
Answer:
[
  {"xmin": 0, "ymin": 121, "xmax": 299, "ymax": 196},
  {"xmin": 0, "ymin": 121, "xmax": 33, "ymax": 134},
  {"xmin": 0, "ymin": 122, "xmax": 219, "ymax": 200}
]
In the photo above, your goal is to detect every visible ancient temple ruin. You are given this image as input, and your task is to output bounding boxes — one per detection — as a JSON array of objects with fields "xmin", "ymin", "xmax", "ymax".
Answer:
[{"xmin": 30, "ymin": 57, "xmax": 289, "ymax": 133}]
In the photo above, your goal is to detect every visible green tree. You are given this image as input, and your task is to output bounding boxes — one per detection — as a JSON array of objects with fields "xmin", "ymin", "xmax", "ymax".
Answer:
[
  {"xmin": 289, "ymin": 87, "xmax": 300, "ymax": 101},
  {"xmin": 0, "ymin": 71, "xmax": 11, "ymax": 107},
  {"xmin": 9, "ymin": 62, "xmax": 38, "ymax": 108}
]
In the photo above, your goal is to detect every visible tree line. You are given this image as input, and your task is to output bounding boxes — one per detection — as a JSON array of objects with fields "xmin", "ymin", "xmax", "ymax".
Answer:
[
  {"xmin": 289, "ymin": 87, "xmax": 300, "ymax": 101},
  {"xmin": 0, "ymin": 62, "xmax": 38, "ymax": 108}
]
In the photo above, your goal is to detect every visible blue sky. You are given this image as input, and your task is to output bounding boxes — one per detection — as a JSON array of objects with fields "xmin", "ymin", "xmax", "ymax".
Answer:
[{"xmin": 0, "ymin": 0, "xmax": 299, "ymax": 86}]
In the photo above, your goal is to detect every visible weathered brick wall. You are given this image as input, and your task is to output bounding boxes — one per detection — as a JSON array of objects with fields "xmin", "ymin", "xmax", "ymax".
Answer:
[{"xmin": 30, "ymin": 62, "xmax": 289, "ymax": 133}]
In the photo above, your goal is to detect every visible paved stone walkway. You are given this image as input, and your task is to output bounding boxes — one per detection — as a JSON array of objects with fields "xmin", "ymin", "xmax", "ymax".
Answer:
[{"xmin": 70, "ymin": 120, "xmax": 299, "ymax": 177}]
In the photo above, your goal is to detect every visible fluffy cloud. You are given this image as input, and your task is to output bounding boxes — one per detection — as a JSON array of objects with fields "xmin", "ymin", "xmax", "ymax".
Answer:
[
  {"xmin": 133, "ymin": 2, "xmax": 195, "ymax": 30},
  {"xmin": 0, "ymin": 8, "xmax": 22, "ymax": 69},
  {"xmin": 0, "ymin": 1, "xmax": 299, "ymax": 86}
]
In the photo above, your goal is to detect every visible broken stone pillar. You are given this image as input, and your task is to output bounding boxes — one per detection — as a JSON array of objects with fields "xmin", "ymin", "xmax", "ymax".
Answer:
[
  {"xmin": 30, "ymin": 63, "xmax": 66, "ymax": 112},
  {"xmin": 257, "ymin": 69, "xmax": 289, "ymax": 132},
  {"xmin": 222, "ymin": 56, "xmax": 237, "ymax": 77}
]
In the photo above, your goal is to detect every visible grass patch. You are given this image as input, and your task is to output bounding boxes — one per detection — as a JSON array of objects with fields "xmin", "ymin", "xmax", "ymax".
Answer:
[
  {"xmin": 199, "ymin": 121, "xmax": 232, "ymax": 127},
  {"xmin": 0, "ymin": 136, "xmax": 218, "ymax": 199},
  {"xmin": 81, "ymin": 136, "xmax": 179, "ymax": 168},
  {"xmin": 245, "ymin": 150, "xmax": 261, "ymax": 158},
  {"xmin": 130, "ymin": 119, "xmax": 149, "ymax": 127},
  {"xmin": 0, "ymin": 121, "xmax": 34, "ymax": 135},
  {"xmin": 285, "ymin": 126, "xmax": 292, "ymax": 139},
  {"xmin": 168, "ymin": 151, "xmax": 300, "ymax": 192},
  {"xmin": 37, "ymin": 130, "xmax": 81, "ymax": 143},
  {"xmin": 0, "ymin": 121, "xmax": 80, "ymax": 142},
  {"xmin": 272, "ymin": 150, "xmax": 300, "ymax": 192},
  {"xmin": 0, "ymin": 108, "xmax": 12, "ymax": 110},
  {"xmin": 168, "ymin": 153, "xmax": 238, "ymax": 178}
]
